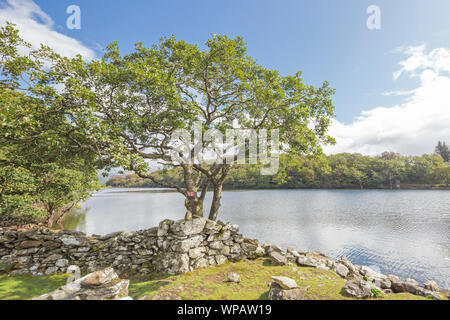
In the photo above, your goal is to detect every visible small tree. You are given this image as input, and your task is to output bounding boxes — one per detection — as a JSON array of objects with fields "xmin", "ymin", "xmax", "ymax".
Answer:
[
  {"xmin": 435, "ymin": 141, "xmax": 450, "ymax": 162},
  {"xmin": 434, "ymin": 163, "xmax": 450, "ymax": 188}
]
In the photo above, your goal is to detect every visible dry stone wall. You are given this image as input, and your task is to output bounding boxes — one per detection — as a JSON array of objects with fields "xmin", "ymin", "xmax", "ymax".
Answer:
[{"xmin": 0, "ymin": 217, "xmax": 263, "ymax": 276}]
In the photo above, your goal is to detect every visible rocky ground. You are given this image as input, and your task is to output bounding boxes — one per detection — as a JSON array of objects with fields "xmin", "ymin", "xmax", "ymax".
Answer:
[{"xmin": 0, "ymin": 258, "xmax": 440, "ymax": 300}]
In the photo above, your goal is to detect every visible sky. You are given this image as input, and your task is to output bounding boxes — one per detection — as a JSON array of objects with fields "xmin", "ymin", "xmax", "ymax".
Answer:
[{"xmin": 1, "ymin": 0, "xmax": 450, "ymax": 156}]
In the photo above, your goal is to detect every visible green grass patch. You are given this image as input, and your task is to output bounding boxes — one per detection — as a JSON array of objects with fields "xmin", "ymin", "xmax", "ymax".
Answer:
[
  {"xmin": 128, "ymin": 258, "xmax": 428, "ymax": 300},
  {"xmin": 0, "ymin": 273, "xmax": 69, "ymax": 300},
  {"xmin": 0, "ymin": 259, "xmax": 431, "ymax": 300}
]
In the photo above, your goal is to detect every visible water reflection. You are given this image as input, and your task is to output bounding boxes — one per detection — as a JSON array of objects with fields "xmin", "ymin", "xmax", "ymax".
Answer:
[{"xmin": 61, "ymin": 208, "xmax": 88, "ymax": 231}]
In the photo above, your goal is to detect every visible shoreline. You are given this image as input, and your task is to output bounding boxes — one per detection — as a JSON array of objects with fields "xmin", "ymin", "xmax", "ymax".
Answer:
[
  {"xmin": 1, "ymin": 218, "xmax": 449, "ymax": 300},
  {"xmin": 104, "ymin": 185, "xmax": 450, "ymax": 191}
]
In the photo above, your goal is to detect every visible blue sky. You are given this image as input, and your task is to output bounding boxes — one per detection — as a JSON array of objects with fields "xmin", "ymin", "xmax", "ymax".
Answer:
[{"xmin": 1, "ymin": 0, "xmax": 450, "ymax": 155}]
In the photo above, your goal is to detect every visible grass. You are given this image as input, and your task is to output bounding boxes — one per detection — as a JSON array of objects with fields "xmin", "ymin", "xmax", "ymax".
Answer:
[
  {"xmin": 0, "ymin": 258, "xmax": 430, "ymax": 300},
  {"xmin": 127, "ymin": 258, "xmax": 428, "ymax": 300},
  {"xmin": 0, "ymin": 273, "xmax": 69, "ymax": 300}
]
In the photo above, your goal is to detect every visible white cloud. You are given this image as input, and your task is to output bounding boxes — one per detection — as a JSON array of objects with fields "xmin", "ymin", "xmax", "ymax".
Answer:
[
  {"xmin": 325, "ymin": 45, "xmax": 450, "ymax": 156},
  {"xmin": 0, "ymin": 0, "xmax": 95, "ymax": 59}
]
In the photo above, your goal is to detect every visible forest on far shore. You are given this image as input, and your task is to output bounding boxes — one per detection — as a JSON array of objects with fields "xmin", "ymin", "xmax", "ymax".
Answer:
[{"xmin": 107, "ymin": 150, "xmax": 450, "ymax": 190}]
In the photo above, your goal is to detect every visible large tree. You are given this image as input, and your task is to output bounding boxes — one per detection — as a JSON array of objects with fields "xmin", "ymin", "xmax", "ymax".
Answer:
[{"xmin": 58, "ymin": 34, "xmax": 336, "ymax": 221}]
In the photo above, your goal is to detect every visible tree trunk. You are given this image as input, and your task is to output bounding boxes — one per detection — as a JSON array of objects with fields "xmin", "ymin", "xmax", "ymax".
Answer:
[
  {"xmin": 56, "ymin": 203, "xmax": 76, "ymax": 229},
  {"xmin": 184, "ymin": 196, "xmax": 204, "ymax": 220},
  {"xmin": 47, "ymin": 210, "xmax": 55, "ymax": 228},
  {"xmin": 208, "ymin": 184, "xmax": 223, "ymax": 221},
  {"xmin": 182, "ymin": 164, "xmax": 203, "ymax": 220}
]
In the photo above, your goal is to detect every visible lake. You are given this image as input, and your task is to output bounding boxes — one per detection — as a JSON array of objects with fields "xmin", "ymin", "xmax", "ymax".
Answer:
[{"xmin": 65, "ymin": 188, "xmax": 450, "ymax": 288}]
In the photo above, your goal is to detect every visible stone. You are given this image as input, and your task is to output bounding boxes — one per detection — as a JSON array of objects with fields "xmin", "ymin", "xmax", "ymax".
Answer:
[
  {"xmin": 334, "ymin": 263, "xmax": 349, "ymax": 278},
  {"xmin": 174, "ymin": 235, "xmax": 203, "ymax": 252},
  {"xmin": 359, "ymin": 265, "xmax": 380, "ymax": 278},
  {"xmin": 286, "ymin": 247, "xmax": 300, "ymax": 262},
  {"xmin": 230, "ymin": 243, "xmax": 241, "ymax": 254},
  {"xmin": 19, "ymin": 240, "xmax": 43, "ymax": 249},
  {"xmin": 271, "ymin": 276, "xmax": 298, "ymax": 290},
  {"xmin": 296, "ymin": 256, "xmax": 320, "ymax": 268},
  {"xmin": 45, "ymin": 266, "xmax": 58, "ymax": 275},
  {"xmin": 404, "ymin": 279, "xmax": 420, "ymax": 294},
  {"xmin": 390, "ymin": 279, "xmax": 405, "ymax": 293},
  {"xmin": 0, "ymin": 257, "xmax": 15, "ymax": 272},
  {"xmin": 243, "ymin": 238, "xmax": 259, "ymax": 246},
  {"xmin": 424, "ymin": 280, "xmax": 439, "ymax": 292},
  {"xmin": 215, "ymin": 255, "xmax": 227, "ymax": 265},
  {"xmin": 343, "ymin": 280, "xmax": 372, "ymax": 299},
  {"xmin": 269, "ymin": 251, "xmax": 287, "ymax": 265},
  {"xmin": 191, "ymin": 257, "xmax": 208, "ymax": 269},
  {"xmin": 227, "ymin": 273, "xmax": 241, "ymax": 283},
  {"xmin": 98, "ymin": 231, "xmax": 123, "ymax": 241},
  {"xmin": 266, "ymin": 244, "xmax": 283, "ymax": 254},
  {"xmin": 170, "ymin": 218, "xmax": 207, "ymax": 236},
  {"xmin": 359, "ymin": 266, "xmax": 390, "ymax": 288},
  {"xmin": 55, "ymin": 259, "xmax": 69, "ymax": 268},
  {"xmin": 254, "ymin": 246, "xmax": 265, "ymax": 256},
  {"xmin": 157, "ymin": 219, "xmax": 173, "ymax": 237},
  {"xmin": 379, "ymin": 278, "xmax": 392, "ymax": 290},
  {"xmin": 234, "ymin": 235, "xmax": 245, "ymax": 243},
  {"xmin": 216, "ymin": 230, "xmax": 232, "ymax": 241},
  {"xmin": 204, "ymin": 219, "xmax": 219, "ymax": 230},
  {"xmin": 188, "ymin": 247, "xmax": 205, "ymax": 259},
  {"xmin": 268, "ymin": 282, "xmax": 309, "ymax": 300},
  {"xmin": 241, "ymin": 242, "xmax": 257, "ymax": 252},
  {"xmin": 220, "ymin": 245, "xmax": 230, "ymax": 256},
  {"xmin": 209, "ymin": 241, "xmax": 224, "ymax": 250},
  {"xmin": 81, "ymin": 267, "xmax": 118, "ymax": 288},
  {"xmin": 43, "ymin": 254, "xmax": 63, "ymax": 263},
  {"xmin": 156, "ymin": 253, "xmax": 190, "ymax": 274},
  {"xmin": 34, "ymin": 267, "xmax": 129, "ymax": 300},
  {"xmin": 339, "ymin": 256, "xmax": 356, "ymax": 273},
  {"xmin": 17, "ymin": 256, "xmax": 30, "ymax": 264},
  {"xmin": 42, "ymin": 241, "xmax": 60, "ymax": 250},
  {"xmin": 391, "ymin": 278, "xmax": 420, "ymax": 294},
  {"xmin": 207, "ymin": 256, "xmax": 217, "ymax": 266},
  {"xmin": 59, "ymin": 235, "xmax": 80, "ymax": 246}
]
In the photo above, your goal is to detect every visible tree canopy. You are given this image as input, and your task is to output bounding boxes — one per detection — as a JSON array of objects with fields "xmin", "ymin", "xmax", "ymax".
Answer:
[{"xmin": 0, "ymin": 23, "xmax": 100, "ymax": 225}]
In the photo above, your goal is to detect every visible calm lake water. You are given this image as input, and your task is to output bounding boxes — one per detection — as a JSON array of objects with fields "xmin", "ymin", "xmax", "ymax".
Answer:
[{"xmin": 66, "ymin": 188, "xmax": 450, "ymax": 288}]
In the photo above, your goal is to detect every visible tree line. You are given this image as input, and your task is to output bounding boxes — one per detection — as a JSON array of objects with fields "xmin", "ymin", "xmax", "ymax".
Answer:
[{"xmin": 107, "ymin": 150, "xmax": 450, "ymax": 190}]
